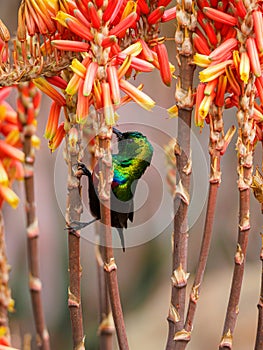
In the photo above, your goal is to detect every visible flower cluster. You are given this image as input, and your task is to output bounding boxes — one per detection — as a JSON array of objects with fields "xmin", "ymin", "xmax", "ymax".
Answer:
[
  {"xmin": 19, "ymin": 0, "xmax": 176, "ymax": 151},
  {"xmin": 0, "ymin": 88, "xmax": 24, "ymax": 209},
  {"xmin": 193, "ymin": 0, "xmax": 263, "ymax": 146}
]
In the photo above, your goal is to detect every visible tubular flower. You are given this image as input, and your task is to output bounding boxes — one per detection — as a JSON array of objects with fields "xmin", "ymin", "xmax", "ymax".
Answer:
[
  {"xmin": 199, "ymin": 60, "xmax": 233, "ymax": 83},
  {"xmin": 19, "ymin": 0, "xmax": 175, "ymax": 153},
  {"xmin": 0, "ymin": 87, "xmax": 25, "ymax": 209}
]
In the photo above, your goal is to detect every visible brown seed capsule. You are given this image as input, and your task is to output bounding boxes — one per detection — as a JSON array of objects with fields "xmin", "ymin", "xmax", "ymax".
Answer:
[
  {"xmin": 0, "ymin": 19, "xmax": 10, "ymax": 42},
  {"xmin": 17, "ymin": 0, "xmax": 26, "ymax": 42}
]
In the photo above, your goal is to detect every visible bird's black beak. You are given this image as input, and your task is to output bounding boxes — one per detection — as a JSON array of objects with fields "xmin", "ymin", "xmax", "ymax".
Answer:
[{"xmin": 113, "ymin": 127, "xmax": 124, "ymax": 140}]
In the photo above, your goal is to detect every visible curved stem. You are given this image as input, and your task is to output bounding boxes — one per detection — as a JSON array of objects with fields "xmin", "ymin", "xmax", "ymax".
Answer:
[{"xmin": 65, "ymin": 126, "xmax": 85, "ymax": 350}]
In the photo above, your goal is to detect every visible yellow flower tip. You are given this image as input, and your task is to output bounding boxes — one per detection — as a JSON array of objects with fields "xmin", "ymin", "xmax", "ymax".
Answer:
[
  {"xmin": 31, "ymin": 135, "xmax": 41, "ymax": 149},
  {"xmin": 167, "ymin": 104, "xmax": 178, "ymax": 118},
  {"xmin": 8, "ymin": 298, "xmax": 15, "ymax": 313},
  {"xmin": 0, "ymin": 185, "xmax": 19, "ymax": 209}
]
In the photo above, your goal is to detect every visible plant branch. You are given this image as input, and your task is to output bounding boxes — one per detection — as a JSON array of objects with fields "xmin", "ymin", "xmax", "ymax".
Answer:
[
  {"xmin": 18, "ymin": 82, "xmax": 50, "ymax": 350},
  {"xmin": 219, "ymin": 79, "xmax": 254, "ymax": 349},
  {"xmin": 95, "ymin": 242, "xmax": 114, "ymax": 350},
  {"xmin": 65, "ymin": 124, "xmax": 85, "ymax": 350},
  {"xmin": 97, "ymin": 126, "xmax": 129, "ymax": 350},
  {"xmin": 166, "ymin": 9, "xmax": 195, "ymax": 350}
]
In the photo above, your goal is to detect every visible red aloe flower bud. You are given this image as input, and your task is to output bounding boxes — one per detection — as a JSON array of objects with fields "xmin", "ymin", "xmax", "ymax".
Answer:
[
  {"xmin": 117, "ymin": 53, "xmax": 155, "ymax": 72},
  {"xmin": 75, "ymin": 0, "xmax": 90, "ymax": 21},
  {"xmin": 158, "ymin": 0, "xmax": 172, "ymax": 6},
  {"xmin": 138, "ymin": 0, "xmax": 150, "ymax": 14},
  {"xmin": 76, "ymin": 79, "xmax": 90, "ymax": 124},
  {"xmin": 161, "ymin": 6, "xmax": 176, "ymax": 22},
  {"xmin": 46, "ymin": 76, "xmax": 68, "ymax": 90},
  {"xmin": 156, "ymin": 43, "xmax": 172, "ymax": 86},
  {"xmin": 0, "ymin": 140, "xmax": 24, "ymax": 162},
  {"xmin": 66, "ymin": 17, "xmax": 93, "ymax": 41},
  {"xmin": 215, "ymin": 74, "xmax": 227, "ymax": 107},
  {"xmin": 230, "ymin": 0, "xmax": 246, "ymax": 19},
  {"xmin": 107, "ymin": 65, "xmax": 121, "ymax": 105},
  {"xmin": 33, "ymin": 77, "xmax": 66, "ymax": 106},
  {"xmin": 49, "ymin": 122, "xmax": 66, "ymax": 152},
  {"xmin": 88, "ymin": 2, "xmax": 100, "ymax": 29},
  {"xmin": 109, "ymin": 12, "xmax": 137, "ymax": 37},
  {"xmin": 102, "ymin": 82, "xmax": 115, "ymax": 126},
  {"xmin": 148, "ymin": 6, "xmax": 165, "ymax": 25},
  {"xmin": 253, "ymin": 10, "xmax": 263, "ymax": 53},
  {"xmin": 210, "ymin": 38, "xmax": 237, "ymax": 62},
  {"xmin": 193, "ymin": 33, "xmax": 211, "ymax": 55},
  {"xmin": 246, "ymin": 37, "xmax": 261, "ymax": 77},
  {"xmin": 203, "ymin": 6, "xmax": 237, "ymax": 26},
  {"xmin": 83, "ymin": 62, "xmax": 99, "ymax": 96},
  {"xmin": 51, "ymin": 39, "xmax": 90, "ymax": 52},
  {"xmin": 44, "ymin": 102, "xmax": 61, "ymax": 140},
  {"xmin": 73, "ymin": 9, "xmax": 91, "ymax": 28},
  {"xmin": 101, "ymin": 35, "xmax": 118, "ymax": 48},
  {"xmin": 225, "ymin": 65, "xmax": 241, "ymax": 96}
]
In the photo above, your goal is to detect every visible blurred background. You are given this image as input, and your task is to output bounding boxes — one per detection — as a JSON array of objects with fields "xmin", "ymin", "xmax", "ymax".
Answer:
[{"xmin": 1, "ymin": 1, "xmax": 262, "ymax": 349}]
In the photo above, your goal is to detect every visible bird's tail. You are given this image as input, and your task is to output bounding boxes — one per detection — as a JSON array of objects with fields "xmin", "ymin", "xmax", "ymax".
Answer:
[{"xmin": 117, "ymin": 228, "xmax": 125, "ymax": 252}]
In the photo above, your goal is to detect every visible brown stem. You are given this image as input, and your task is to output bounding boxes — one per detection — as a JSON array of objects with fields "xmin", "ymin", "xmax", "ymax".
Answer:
[
  {"xmin": 184, "ymin": 181, "xmax": 219, "ymax": 327},
  {"xmin": 166, "ymin": 52, "xmax": 195, "ymax": 350},
  {"xmin": 65, "ymin": 127, "xmax": 85, "ymax": 350},
  {"xmin": 182, "ymin": 106, "xmax": 231, "ymax": 349},
  {"xmin": 219, "ymin": 184, "xmax": 251, "ymax": 349},
  {"xmin": 18, "ymin": 83, "xmax": 50, "ymax": 350},
  {"xmin": 95, "ymin": 242, "xmax": 114, "ymax": 350},
  {"xmin": 23, "ymin": 134, "xmax": 50, "ymax": 350},
  {"xmin": 0, "ymin": 211, "xmax": 12, "ymax": 346},
  {"xmin": 255, "ymin": 233, "xmax": 263, "ymax": 350},
  {"xmin": 219, "ymin": 77, "xmax": 254, "ymax": 349},
  {"xmin": 98, "ymin": 129, "xmax": 129, "ymax": 350}
]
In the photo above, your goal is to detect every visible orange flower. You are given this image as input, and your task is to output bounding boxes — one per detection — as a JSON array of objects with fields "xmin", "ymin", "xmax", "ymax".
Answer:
[
  {"xmin": 48, "ymin": 122, "xmax": 65, "ymax": 152},
  {"xmin": 119, "ymin": 79, "xmax": 155, "ymax": 111},
  {"xmin": 0, "ymin": 140, "xmax": 24, "ymax": 162},
  {"xmin": 102, "ymin": 82, "xmax": 115, "ymax": 126},
  {"xmin": 44, "ymin": 102, "xmax": 61, "ymax": 140},
  {"xmin": 0, "ymin": 185, "xmax": 19, "ymax": 208},
  {"xmin": 246, "ymin": 37, "xmax": 261, "ymax": 77},
  {"xmin": 33, "ymin": 77, "xmax": 66, "ymax": 106}
]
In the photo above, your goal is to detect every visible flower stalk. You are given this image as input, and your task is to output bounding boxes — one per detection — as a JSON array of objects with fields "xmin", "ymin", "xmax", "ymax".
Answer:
[
  {"xmin": 65, "ymin": 123, "xmax": 85, "ymax": 350},
  {"xmin": 17, "ymin": 82, "xmax": 50, "ymax": 350},
  {"xmin": 166, "ymin": 2, "xmax": 195, "ymax": 349}
]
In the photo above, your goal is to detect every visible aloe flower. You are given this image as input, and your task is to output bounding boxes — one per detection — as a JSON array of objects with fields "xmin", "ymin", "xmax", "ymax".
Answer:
[
  {"xmin": 18, "ymin": 0, "xmax": 175, "ymax": 151},
  {"xmin": 0, "ymin": 88, "xmax": 24, "ymax": 209}
]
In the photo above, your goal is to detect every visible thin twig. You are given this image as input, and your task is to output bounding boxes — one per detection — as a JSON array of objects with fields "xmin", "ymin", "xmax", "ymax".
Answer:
[
  {"xmin": 65, "ymin": 125, "xmax": 85, "ymax": 350},
  {"xmin": 18, "ymin": 83, "xmax": 50, "ymax": 350},
  {"xmin": 98, "ymin": 126, "xmax": 129, "ymax": 350}
]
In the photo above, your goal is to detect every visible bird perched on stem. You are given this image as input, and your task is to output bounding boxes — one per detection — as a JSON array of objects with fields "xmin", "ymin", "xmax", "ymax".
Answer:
[{"xmin": 69, "ymin": 127, "xmax": 153, "ymax": 251}]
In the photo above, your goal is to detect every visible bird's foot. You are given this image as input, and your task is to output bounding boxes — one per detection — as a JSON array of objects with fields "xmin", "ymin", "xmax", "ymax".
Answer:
[{"xmin": 65, "ymin": 218, "xmax": 98, "ymax": 231}]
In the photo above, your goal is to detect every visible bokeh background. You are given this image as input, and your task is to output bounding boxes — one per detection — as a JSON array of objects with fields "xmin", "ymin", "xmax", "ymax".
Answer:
[{"xmin": 1, "ymin": 1, "xmax": 262, "ymax": 349}]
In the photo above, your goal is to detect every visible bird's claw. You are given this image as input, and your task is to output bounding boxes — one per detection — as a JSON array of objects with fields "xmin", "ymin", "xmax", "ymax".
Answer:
[{"xmin": 65, "ymin": 221, "xmax": 87, "ymax": 231}]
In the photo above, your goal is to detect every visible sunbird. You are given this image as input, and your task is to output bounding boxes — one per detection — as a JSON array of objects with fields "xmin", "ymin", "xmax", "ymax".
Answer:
[{"xmin": 69, "ymin": 127, "xmax": 153, "ymax": 251}]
